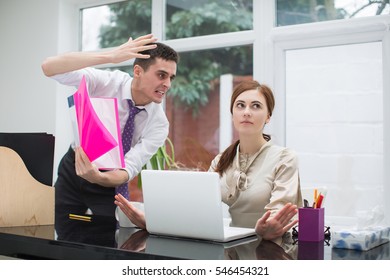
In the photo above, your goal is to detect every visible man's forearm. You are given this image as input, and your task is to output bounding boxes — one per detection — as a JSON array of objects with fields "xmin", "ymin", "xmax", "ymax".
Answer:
[
  {"xmin": 41, "ymin": 34, "xmax": 157, "ymax": 77},
  {"xmin": 41, "ymin": 51, "xmax": 112, "ymax": 77},
  {"xmin": 94, "ymin": 169, "xmax": 130, "ymax": 188}
]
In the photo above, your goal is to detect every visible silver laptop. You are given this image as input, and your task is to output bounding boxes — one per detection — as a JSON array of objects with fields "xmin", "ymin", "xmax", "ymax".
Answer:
[{"xmin": 141, "ymin": 170, "xmax": 256, "ymax": 242}]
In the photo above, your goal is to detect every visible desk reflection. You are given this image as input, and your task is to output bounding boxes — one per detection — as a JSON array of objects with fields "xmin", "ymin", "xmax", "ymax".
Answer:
[
  {"xmin": 297, "ymin": 240, "xmax": 325, "ymax": 260},
  {"xmin": 117, "ymin": 228, "xmax": 148, "ymax": 252},
  {"xmin": 55, "ymin": 211, "xmax": 117, "ymax": 247},
  {"xmin": 332, "ymin": 242, "xmax": 390, "ymax": 260},
  {"xmin": 55, "ymin": 211, "xmax": 299, "ymax": 260},
  {"xmin": 117, "ymin": 227, "xmax": 297, "ymax": 260},
  {"xmin": 52, "ymin": 212, "xmax": 390, "ymax": 260}
]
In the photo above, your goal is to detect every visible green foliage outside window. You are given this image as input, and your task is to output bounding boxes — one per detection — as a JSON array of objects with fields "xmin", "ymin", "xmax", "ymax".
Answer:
[
  {"xmin": 98, "ymin": 0, "xmax": 253, "ymax": 116},
  {"xmin": 99, "ymin": 0, "xmax": 151, "ymax": 47}
]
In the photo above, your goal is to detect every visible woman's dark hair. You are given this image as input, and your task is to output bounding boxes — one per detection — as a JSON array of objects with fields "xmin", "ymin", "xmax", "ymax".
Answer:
[
  {"xmin": 134, "ymin": 42, "xmax": 179, "ymax": 71},
  {"xmin": 215, "ymin": 80, "xmax": 275, "ymax": 176}
]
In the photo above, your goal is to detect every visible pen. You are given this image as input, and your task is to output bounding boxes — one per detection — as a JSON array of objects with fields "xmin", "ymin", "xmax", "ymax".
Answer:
[
  {"xmin": 316, "ymin": 194, "xmax": 324, "ymax": 208},
  {"xmin": 314, "ymin": 193, "xmax": 324, "ymax": 208},
  {"xmin": 319, "ymin": 189, "xmax": 327, "ymax": 208},
  {"xmin": 69, "ymin": 213, "xmax": 92, "ymax": 222}
]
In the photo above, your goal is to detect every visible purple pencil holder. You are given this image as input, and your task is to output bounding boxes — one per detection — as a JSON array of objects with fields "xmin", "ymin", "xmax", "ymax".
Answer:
[{"xmin": 298, "ymin": 207, "xmax": 325, "ymax": 242}]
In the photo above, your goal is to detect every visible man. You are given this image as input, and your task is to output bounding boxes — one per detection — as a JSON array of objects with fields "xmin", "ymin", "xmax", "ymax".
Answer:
[{"xmin": 42, "ymin": 34, "xmax": 178, "ymax": 217}]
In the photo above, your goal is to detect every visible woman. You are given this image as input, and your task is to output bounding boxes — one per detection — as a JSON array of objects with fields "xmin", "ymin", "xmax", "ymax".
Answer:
[
  {"xmin": 115, "ymin": 80, "xmax": 302, "ymax": 240},
  {"xmin": 208, "ymin": 80, "xmax": 302, "ymax": 240}
]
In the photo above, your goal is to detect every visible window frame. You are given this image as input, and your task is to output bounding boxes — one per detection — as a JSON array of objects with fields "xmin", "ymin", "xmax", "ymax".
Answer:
[{"xmin": 271, "ymin": 15, "xmax": 390, "ymax": 224}]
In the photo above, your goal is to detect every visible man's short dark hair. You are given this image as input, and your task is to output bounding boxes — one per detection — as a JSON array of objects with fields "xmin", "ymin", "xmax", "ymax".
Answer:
[{"xmin": 134, "ymin": 42, "xmax": 179, "ymax": 71}]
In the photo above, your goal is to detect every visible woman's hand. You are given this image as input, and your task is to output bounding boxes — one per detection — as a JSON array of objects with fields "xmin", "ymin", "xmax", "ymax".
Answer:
[
  {"xmin": 115, "ymin": 193, "xmax": 146, "ymax": 230},
  {"xmin": 120, "ymin": 230, "xmax": 149, "ymax": 252},
  {"xmin": 255, "ymin": 203, "xmax": 298, "ymax": 240}
]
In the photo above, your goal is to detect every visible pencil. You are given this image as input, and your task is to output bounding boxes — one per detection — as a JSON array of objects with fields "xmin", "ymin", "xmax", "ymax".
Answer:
[
  {"xmin": 314, "ymin": 192, "xmax": 323, "ymax": 209},
  {"xmin": 69, "ymin": 213, "xmax": 92, "ymax": 222},
  {"xmin": 312, "ymin": 188, "xmax": 318, "ymax": 208}
]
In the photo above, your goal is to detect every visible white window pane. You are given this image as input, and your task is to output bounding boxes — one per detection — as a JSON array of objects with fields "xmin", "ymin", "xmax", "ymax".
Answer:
[
  {"xmin": 81, "ymin": 5, "xmax": 111, "ymax": 51},
  {"xmin": 286, "ymin": 42, "xmax": 383, "ymax": 219}
]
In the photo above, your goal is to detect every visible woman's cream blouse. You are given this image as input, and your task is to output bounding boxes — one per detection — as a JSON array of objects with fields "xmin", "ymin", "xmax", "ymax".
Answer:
[{"xmin": 209, "ymin": 141, "xmax": 303, "ymax": 228}]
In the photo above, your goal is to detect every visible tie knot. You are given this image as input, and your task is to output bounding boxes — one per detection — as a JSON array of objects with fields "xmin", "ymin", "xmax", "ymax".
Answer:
[{"xmin": 127, "ymin": 99, "xmax": 143, "ymax": 116}]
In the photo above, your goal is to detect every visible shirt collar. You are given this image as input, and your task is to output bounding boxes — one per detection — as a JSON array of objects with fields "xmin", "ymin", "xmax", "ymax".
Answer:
[{"xmin": 123, "ymin": 79, "xmax": 153, "ymax": 114}]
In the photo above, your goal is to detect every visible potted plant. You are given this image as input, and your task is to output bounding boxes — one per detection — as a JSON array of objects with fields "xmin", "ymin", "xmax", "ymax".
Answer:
[{"xmin": 137, "ymin": 137, "xmax": 178, "ymax": 188}]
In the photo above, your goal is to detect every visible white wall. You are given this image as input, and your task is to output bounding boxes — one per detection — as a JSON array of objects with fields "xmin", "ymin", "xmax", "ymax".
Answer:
[
  {"xmin": 0, "ymin": 0, "xmax": 59, "ymax": 134},
  {"xmin": 0, "ymin": 0, "xmax": 80, "ymax": 183}
]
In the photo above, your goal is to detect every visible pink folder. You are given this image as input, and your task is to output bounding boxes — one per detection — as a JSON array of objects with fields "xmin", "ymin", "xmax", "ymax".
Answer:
[{"xmin": 67, "ymin": 76, "xmax": 125, "ymax": 169}]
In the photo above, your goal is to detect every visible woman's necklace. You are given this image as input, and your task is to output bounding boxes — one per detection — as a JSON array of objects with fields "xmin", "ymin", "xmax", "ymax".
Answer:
[
  {"xmin": 226, "ymin": 142, "xmax": 269, "ymax": 202},
  {"xmin": 239, "ymin": 141, "xmax": 265, "ymax": 171},
  {"xmin": 239, "ymin": 152, "xmax": 253, "ymax": 172}
]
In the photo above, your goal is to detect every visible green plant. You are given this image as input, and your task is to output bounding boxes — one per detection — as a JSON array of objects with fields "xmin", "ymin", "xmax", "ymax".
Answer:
[{"xmin": 137, "ymin": 137, "xmax": 177, "ymax": 188}]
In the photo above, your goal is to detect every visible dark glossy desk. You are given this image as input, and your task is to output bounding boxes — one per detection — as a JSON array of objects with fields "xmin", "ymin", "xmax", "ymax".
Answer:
[{"xmin": 0, "ymin": 214, "xmax": 389, "ymax": 260}]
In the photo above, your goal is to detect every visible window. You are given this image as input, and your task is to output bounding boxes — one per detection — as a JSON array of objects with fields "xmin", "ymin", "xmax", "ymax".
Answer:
[
  {"xmin": 71, "ymin": 0, "xmax": 390, "ymax": 223},
  {"xmin": 276, "ymin": 0, "xmax": 389, "ymax": 26},
  {"xmin": 286, "ymin": 42, "xmax": 383, "ymax": 217},
  {"xmin": 81, "ymin": 0, "xmax": 152, "ymax": 51},
  {"xmin": 272, "ymin": 16, "xmax": 390, "ymax": 223},
  {"xmin": 166, "ymin": 46, "xmax": 253, "ymax": 169},
  {"xmin": 166, "ymin": 0, "xmax": 253, "ymax": 39},
  {"xmin": 79, "ymin": 0, "xmax": 255, "ymax": 170}
]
